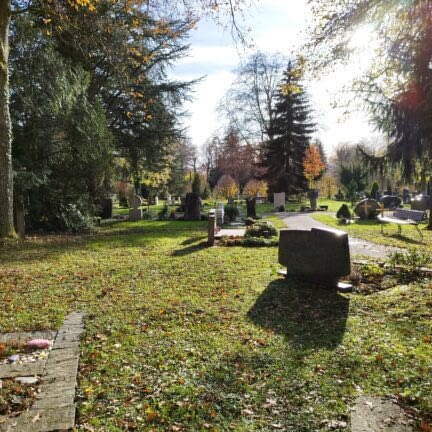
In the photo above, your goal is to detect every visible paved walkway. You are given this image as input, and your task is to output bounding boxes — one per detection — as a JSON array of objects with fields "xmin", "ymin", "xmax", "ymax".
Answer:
[{"xmin": 279, "ymin": 212, "xmax": 399, "ymax": 259}]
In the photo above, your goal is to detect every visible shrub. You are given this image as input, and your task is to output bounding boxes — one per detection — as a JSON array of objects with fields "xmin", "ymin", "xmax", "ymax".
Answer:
[
  {"xmin": 241, "ymin": 237, "xmax": 279, "ymax": 247},
  {"xmin": 278, "ymin": 205, "xmax": 285, "ymax": 212},
  {"xmin": 244, "ymin": 221, "xmax": 277, "ymax": 239},
  {"xmin": 370, "ymin": 181, "xmax": 379, "ymax": 199},
  {"xmin": 336, "ymin": 204, "xmax": 351, "ymax": 219},
  {"xmin": 142, "ymin": 211, "xmax": 153, "ymax": 220},
  {"xmin": 245, "ymin": 217, "xmax": 255, "ymax": 226},
  {"xmin": 387, "ymin": 249, "xmax": 432, "ymax": 273},
  {"xmin": 224, "ymin": 204, "xmax": 239, "ymax": 222},
  {"xmin": 157, "ymin": 204, "xmax": 170, "ymax": 220},
  {"xmin": 60, "ymin": 204, "xmax": 93, "ymax": 234}
]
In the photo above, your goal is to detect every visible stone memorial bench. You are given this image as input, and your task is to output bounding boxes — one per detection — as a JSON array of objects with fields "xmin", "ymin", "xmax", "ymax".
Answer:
[{"xmin": 378, "ymin": 208, "xmax": 425, "ymax": 240}]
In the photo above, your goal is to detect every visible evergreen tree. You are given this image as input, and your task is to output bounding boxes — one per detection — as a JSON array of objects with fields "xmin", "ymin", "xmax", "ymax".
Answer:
[{"xmin": 263, "ymin": 61, "xmax": 315, "ymax": 194}]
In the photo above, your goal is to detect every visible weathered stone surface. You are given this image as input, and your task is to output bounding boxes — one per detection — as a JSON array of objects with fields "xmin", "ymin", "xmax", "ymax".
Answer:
[
  {"xmin": 184, "ymin": 192, "xmax": 201, "ymax": 221},
  {"xmin": 354, "ymin": 198, "xmax": 381, "ymax": 219},
  {"xmin": 278, "ymin": 227, "xmax": 350, "ymax": 287},
  {"xmin": 380, "ymin": 195, "xmax": 402, "ymax": 209},
  {"xmin": 351, "ymin": 396, "xmax": 414, "ymax": 432},
  {"xmin": 128, "ymin": 195, "xmax": 142, "ymax": 209},
  {"xmin": 0, "ymin": 406, "xmax": 75, "ymax": 432},
  {"xmin": 0, "ymin": 360, "xmax": 46, "ymax": 379},
  {"xmin": 273, "ymin": 192, "xmax": 285, "ymax": 209},
  {"xmin": 0, "ymin": 331, "xmax": 56, "ymax": 345},
  {"xmin": 0, "ymin": 312, "xmax": 84, "ymax": 432},
  {"xmin": 128, "ymin": 208, "xmax": 142, "ymax": 222}
]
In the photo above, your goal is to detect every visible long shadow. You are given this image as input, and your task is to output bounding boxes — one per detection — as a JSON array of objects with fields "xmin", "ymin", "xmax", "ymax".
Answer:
[
  {"xmin": 180, "ymin": 236, "xmax": 207, "ymax": 246},
  {"xmin": 248, "ymin": 278, "xmax": 349, "ymax": 350},
  {"xmin": 171, "ymin": 241, "xmax": 210, "ymax": 256}
]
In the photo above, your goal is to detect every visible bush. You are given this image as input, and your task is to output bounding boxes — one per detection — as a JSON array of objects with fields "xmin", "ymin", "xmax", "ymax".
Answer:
[
  {"xmin": 224, "ymin": 204, "xmax": 239, "ymax": 222},
  {"xmin": 244, "ymin": 221, "xmax": 277, "ymax": 239},
  {"xmin": 278, "ymin": 205, "xmax": 285, "ymax": 212},
  {"xmin": 336, "ymin": 204, "xmax": 351, "ymax": 219},
  {"xmin": 60, "ymin": 204, "xmax": 93, "ymax": 234},
  {"xmin": 370, "ymin": 182, "xmax": 379, "ymax": 199},
  {"xmin": 142, "ymin": 211, "xmax": 153, "ymax": 220},
  {"xmin": 157, "ymin": 204, "xmax": 170, "ymax": 220},
  {"xmin": 241, "ymin": 237, "xmax": 279, "ymax": 247},
  {"xmin": 387, "ymin": 249, "xmax": 432, "ymax": 273},
  {"xmin": 245, "ymin": 217, "xmax": 255, "ymax": 226}
]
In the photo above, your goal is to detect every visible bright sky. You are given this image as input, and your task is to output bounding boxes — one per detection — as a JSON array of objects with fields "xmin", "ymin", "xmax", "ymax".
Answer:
[{"xmin": 170, "ymin": 0, "xmax": 382, "ymax": 156}]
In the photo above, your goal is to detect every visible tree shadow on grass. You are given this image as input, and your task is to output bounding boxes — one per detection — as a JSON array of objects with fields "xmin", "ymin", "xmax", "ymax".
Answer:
[
  {"xmin": 171, "ymin": 241, "xmax": 210, "ymax": 256},
  {"xmin": 248, "ymin": 278, "xmax": 349, "ymax": 350}
]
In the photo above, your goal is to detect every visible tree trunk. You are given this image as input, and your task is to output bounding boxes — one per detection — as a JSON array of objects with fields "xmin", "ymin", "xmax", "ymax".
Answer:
[
  {"xmin": 0, "ymin": 1, "xmax": 14, "ymax": 238},
  {"xmin": 428, "ymin": 176, "xmax": 432, "ymax": 230}
]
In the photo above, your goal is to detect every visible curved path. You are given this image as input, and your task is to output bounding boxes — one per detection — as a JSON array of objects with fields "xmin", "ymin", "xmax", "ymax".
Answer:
[{"xmin": 279, "ymin": 212, "xmax": 399, "ymax": 260}]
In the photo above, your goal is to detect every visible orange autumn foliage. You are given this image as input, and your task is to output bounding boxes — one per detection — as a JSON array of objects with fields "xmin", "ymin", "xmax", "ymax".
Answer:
[{"xmin": 303, "ymin": 144, "xmax": 325, "ymax": 188}]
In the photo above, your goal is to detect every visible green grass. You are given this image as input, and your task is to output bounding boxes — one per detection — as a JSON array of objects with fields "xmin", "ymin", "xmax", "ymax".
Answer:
[
  {"xmin": 0, "ymin": 219, "xmax": 431, "ymax": 430},
  {"xmin": 313, "ymin": 214, "xmax": 431, "ymax": 251}
]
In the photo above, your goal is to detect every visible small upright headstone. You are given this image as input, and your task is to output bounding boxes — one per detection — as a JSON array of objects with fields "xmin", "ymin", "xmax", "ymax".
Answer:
[
  {"xmin": 184, "ymin": 192, "xmax": 201, "ymax": 221},
  {"xmin": 380, "ymin": 195, "xmax": 401, "ymax": 209},
  {"xmin": 101, "ymin": 198, "xmax": 113, "ymax": 219},
  {"xmin": 216, "ymin": 202, "xmax": 224, "ymax": 225},
  {"xmin": 166, "ymin": 194, "xmax": 172, "ymax": 205},
  {"xmin": 155, "ymin": 196, "xmax": 159, "ymax": 206},
  {"xmin": 354, "ymin": 198, "xmax": 381, "ymax": 219},
  {"xmin": 273, "ymin": 192, "xmax": 285, "ymax": 209},
  {"xmin": 128, "ymin": 195, "xmax": 143, "ymax": 221},
  {"xmin": 402, "ymin": 189, "xmax": 411, "ymax": 204},
  {"xmin": 246, "ymin": 198, "xmax": 256, "ymax": 218},
  {"xmin": 208, "ymin": 210, "xmax": 216, "ymax": 246}
]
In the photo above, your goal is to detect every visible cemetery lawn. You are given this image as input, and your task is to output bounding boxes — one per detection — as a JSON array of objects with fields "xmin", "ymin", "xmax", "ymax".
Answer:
[
  {"xmin": 0, "ymin": 220, "xmax": 431, "ymax": 431},
  {"xmin": 313, "ymin": 214, "xmax": 432, "ymax": 251}
]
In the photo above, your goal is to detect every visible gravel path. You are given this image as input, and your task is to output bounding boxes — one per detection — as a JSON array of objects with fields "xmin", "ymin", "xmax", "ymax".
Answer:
[{"xmin": 279, "ymin": 212, "xmax": 400, "ymax": 259}]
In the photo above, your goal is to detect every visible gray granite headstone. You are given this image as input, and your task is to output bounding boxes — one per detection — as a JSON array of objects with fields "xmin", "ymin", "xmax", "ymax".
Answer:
[
  {"xmin": 128, "ymin": 195, "xmax": 143, "ymax": 221},
  {"xmin": 273, "ymin": 192, "xmax": 285, "ymax": 209},
  {"xmin": 354, "ymin": 198, "xmax": 381, "ymax": 219},
  {"xmin": 184, "ymin": 192, "xmax": 201, "ymax": 221},
  {"xmin": 380, "ymin": 195, "xmax": 402, "ymax": 209},
  {"xmin": 208, "ymin": 210, "xmax": 216, "ymax": 246},
  {"xmin": 411, "ymin": 194, "xmax": 430, "ymax": 211},
  {"xmin": 278, "ymin": 227, "xmax": 350, "ymax": 288}
]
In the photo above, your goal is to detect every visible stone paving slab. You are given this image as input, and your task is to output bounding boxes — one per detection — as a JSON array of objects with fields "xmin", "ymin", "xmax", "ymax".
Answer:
[
  {"xmin": 0, "ymin": 312, "xmax": 84, "ymax": 432},
  {"xmin": 0, "ymin": 360, "xmax": 46, "ymax": 379},
  {"xmin": 351, "ymin": 396, "xmax": 414, "ymax": 431},
  {"xmin": 0, "ymin": 331, "xmax": 56, "ymax": 344}
]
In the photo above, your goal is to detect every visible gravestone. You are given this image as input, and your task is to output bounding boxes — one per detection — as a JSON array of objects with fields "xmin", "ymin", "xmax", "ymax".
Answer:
[
  {"xmin": 380, "ymin": 195, "xmax": 401, "ymax": 209},
  {"xmin": 15, "ymin": 196, "xmax": 25, "ymax": 238},
  {"xmin": 278, "ymin": 227, "xmax": 350, "ymax": 289},
  {"xmin": 216, "ymin": 202, "xmax": 224, "ymax": 225},
  {"xmin": 354, "ymin": 198, "xmax": 381, "ymax": 219},
  {"xmin": 402, "ymin": 189, "xmax": 411, "ymax": 204},
  {"xmin": 184, "ymin": 192, "xmax": 201, "ymax": 221},
  {"xmin": 128, "ymin": 195, "xmax": 143, "ymax": 221},
  {"xmin": 273, "ymin": 192, "xmax": 285, "ymax": 209},
  {"xmin": 246, "ymin": 198, "xmax": 256, "ymax": 218},
  {"xmin": 411, "ymin": 194, "xmax": 430, "ymax": 211},
  {"xmin": 166, "ymin": 194, "xmax": 172, "ymax": 205},
  {"xmin": 101, "ymin": 198, "xmax": 113, "ymax": 219},
  {"xmin": 208, "ymin": 210, "xmax": 216, "ymax": 246},
  {"xmin": 155, "ymin": 196, "xmax": 159, "ymax": 206}
]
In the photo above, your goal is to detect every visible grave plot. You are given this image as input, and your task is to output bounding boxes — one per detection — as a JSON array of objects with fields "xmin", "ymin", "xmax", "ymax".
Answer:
[{"xmin": 0, "ymin": 312, "xmax": 84, "ymax": 432}]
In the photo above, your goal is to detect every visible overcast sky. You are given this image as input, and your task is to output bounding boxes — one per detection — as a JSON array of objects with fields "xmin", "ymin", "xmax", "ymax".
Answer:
[{"xmin": 170, "ymin": 0, "xmax": 381, "ymax": 156}]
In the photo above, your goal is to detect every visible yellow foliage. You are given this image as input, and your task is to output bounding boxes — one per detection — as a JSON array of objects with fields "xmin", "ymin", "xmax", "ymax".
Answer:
[
  {"xmin": 214, "ymin": 175, "xmax": 239, "ymax": 200},
  {"xmin": 243, "ymin": 180, "xmax": 268, "ymax": 198}
]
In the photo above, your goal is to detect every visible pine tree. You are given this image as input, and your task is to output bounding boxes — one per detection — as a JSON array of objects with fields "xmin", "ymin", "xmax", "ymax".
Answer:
[{"xmin": 263, "ymin": 61, "xmax": 316, "ymax": 194}]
